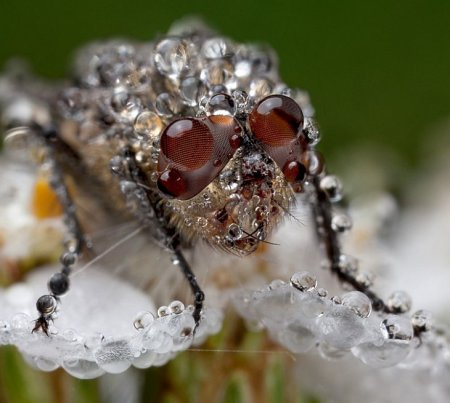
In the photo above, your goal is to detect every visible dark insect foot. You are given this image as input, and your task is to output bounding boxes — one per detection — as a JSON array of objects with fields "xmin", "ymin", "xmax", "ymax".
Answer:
[
  {"xmin": 32, "ymin": 316, "xmax": 50, "ymax": 336},
  {"xmin": 192, "ymin": 306, "xmax": 203, "ymax": 336}
]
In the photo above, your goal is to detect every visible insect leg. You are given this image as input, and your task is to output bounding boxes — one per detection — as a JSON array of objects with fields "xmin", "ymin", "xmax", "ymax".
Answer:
[
  {"xmin": 32, "ymin": 127, "xmax": 87, "ymax": 335},
  {"xmin": 113, "ymin": 148, "xmax": 204, "ymax": 328},
  {"xmin": 309, "ymin": 173, "xmax": 392, "ymax": 313}
]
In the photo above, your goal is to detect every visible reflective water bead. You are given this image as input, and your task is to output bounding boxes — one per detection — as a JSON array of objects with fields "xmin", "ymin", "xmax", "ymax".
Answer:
[
  {"xmin": 180, "ymin": 77, "xmax": 207, "ymax": 107},
  {"xmin": 338, "ymin": 254, "xmax": 359, "ymax": 275},
  {"xmin": 355, "ymin": 271, "xmax": 375, "ymax": 289},
  {"xmin": 290, "ymin": 272, "xmax": 317, "ymax": 292},
  {"xmin": 387, "ymin": 290, "xmax": 412, "ymax": 313},
  {"xmin": 331, "ymin": 214, "xmax": 353, "ymax": 232},
  {"xmin": 133, "ymin": 311, "xmax": 155, "ymax": 330},
  {"xmin": 48, "ymin": 272, "xmax": 70, "ymax": 296},
  {"xmin": 157, "ymin": 306, "xmax": 170, "ymax": 317},
  {"xmin": 155, "ymin": 93, "xmax": 181, "ymax": 118},
  {"xmin": 228, "ymin": 223, "xmax": 242, "ymax": 239},
  {"xmin": 60, "ymin": 251, "xmax": 77, "ymax": 266},
  {"xmin": 219, "ymin": 169, "xmax": 241, "ymax": 192},
  {"xmin": 300, "ymin": 150, "xmax": 324, "ymax": 176},
  {"xmin": 111, "ymin": 89, "xmax": 141, "ymax": 120},
  {"xmin": 318, "ymin": 342, "xmax": 349, "ymax": 361},
  {"xmin": 234, "ymin": 59, "xmax": 251, "ymax": 78},
  {"xmin": 317, "ymin": 288, "xmax": 328, "ymax": 298},
  {"xmin": 331, "ymin": 296, "xmax": 342, "ymax": 304},
  {"xmin": 232, "ymin": 90, "xmax": 249, "ymax": 114},
  {"xmin": 154, "ymin": 38, "xmax": 197, "ymax": 79},
  {"xmin": 58, "ymin": 88, "xmax": 85, "ymax": 120},
  {"xmin": 249, "ymin": 78, "xmax": 273, "ymax": 101},
  {"xmin": 206, "ymin": 93, "xmax": 236, "ymax": 116},
  {"xmin": 119, "ymin": 180, "xmax": 137, "ymax": 194},
  {"xmin": 201, "ymin": 37, "xmax": 233, "ymax": 59},
  {"xmin": 247, "ymin": 45, "xmax": 276, "ymax": 76},
  {"xmin": 317, "ymin": 306, "xmax": 366, "ymax": 349},
  {"xmin": 341, "ymin": 291, "xmax": 372, "ymax": 318},
  {"xmin": 133, "ymin": 111, "xmax": 163, "ymax": 139},
  {"xmin": 268, "ymin": 279, "xmax": 286, "ymax": 290},
  {"xmin": 353, "ymin": 340, "xmax": 412, "ymax": 368},
  {"xmin": 200, "ymin": 60, "xmax": 234, "ymax": 86},
  {"xmin": 411, "ymin": 309, "xmax": 433, "ymax": 332},
  {"xmin": 381, "ymin": 315, "xmax": 414, "ymax": 341},
  {"xmin": 95, "ymin": 340, "xmax": 133, "ymax": 374},
  {"xmin": 303, "ymin": 117, "xmax": 321, "ymax": 146},
  {"xmin": 169, "ymin": 300, "xmax": 185, "ymax": 314},
  {"xmin": 319, "ymin": 175, "xmax": 343, "ymax": 202},
  {"xmin": 277, "ymin": 322, "xmax": 316, "ymax": 353},
  {"xmin": 36, "ymin": 295, "xmax": 57, "ymax": 316}
]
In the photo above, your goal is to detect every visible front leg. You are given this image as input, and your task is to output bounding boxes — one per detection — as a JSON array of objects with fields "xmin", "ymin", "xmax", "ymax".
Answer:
[
  {"xmin": 32, "ymin": 127, "xmax": 87, "ymax": 335},
  {"xmin": 112, "ymin": 148, "xmax": 205, "ymax": 330}
]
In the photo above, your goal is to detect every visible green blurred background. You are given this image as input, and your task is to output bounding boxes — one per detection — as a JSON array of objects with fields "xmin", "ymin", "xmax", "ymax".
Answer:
[
  {"xmin": 1, "ymin": 1, "xmax": 450, "ymax": 402},
  {"xmin": 1, "ymin": 0, "xmax": 450, "ymax": 167}
]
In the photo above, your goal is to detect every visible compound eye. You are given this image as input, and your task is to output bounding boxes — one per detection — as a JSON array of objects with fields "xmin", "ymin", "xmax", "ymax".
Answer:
[
  {"xmin": 160, "ymin": 118, "xmax": 214, "ymax": 170},
  {"xmin": 249, "ymin": 95, "xmax": 307, "ymax": 185},
  {"xmin": 158, "ymin": 116, "xmax": 242, "ymax": 199},
  {"xmin": 249, "ymin": 94, "xmax": 304, "ymax": 147}
]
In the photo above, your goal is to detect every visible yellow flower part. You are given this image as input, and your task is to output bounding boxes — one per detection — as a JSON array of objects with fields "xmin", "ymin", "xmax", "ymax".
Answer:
[{"xmin": 31, "ymin": 177, "xmax": 63, "ymax": 219}]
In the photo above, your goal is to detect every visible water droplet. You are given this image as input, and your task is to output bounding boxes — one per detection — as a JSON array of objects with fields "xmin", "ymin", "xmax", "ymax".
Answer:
[
  {"xmin": 317, "ymin": 288, "xmax": 328, "ymax": 298},
  {"xmin": 202, "ymin": 37, "xmax": 233, "ymax": 59},
  {"xmin": 331, "ymin": 214, "xmax": 353, "ymax": 232},
  {"xmin": 341, "ymin": 291, "xmax": 372, "ymax": 318},
  {"xmin": 353, "ymin": 340, "xmax": 411, "ymax": 368},
  {"xmin": 290, "ymin": 272, "xmax": 317, "ymax": 292},
  {"xmin": 157, "ymin": 306, "xmax": 170, "ymax": 317},
  {"xmin": 206, "ymin": 93, "xmax": 236, "ymax": 116},
  {"xmin": 134, "ymin": 111, "xmax": 163, "ymax": 139},
  {"xmin": 200, "ymin": 60, "xmax": 234, "ymax": 86},
  {"xmin": 234, "ymin": 60, "xmax": 252, "ymax": 78},
  {"xmin": 228, "ymin": 223, "xmax": 242, "ymax": 239},
  {"xmin": 232, "ymin": 90, "xmax": 249, "ymax": 114},
  {"xmin": 133, "ymin": 311, "xmax": 155, "ymax": 330},
  {"xmin": 319, "ymin": 175, "xmax": 343, "ymax": 202},
  {"xmin": 387, "ymin": 290, "xmax": 412, "ymax": 313},
  {"xmin": 381, "ymin": 315, "xmax": 413, "ymax": 341},
  {"xmin": 95, "ymin": 340, "xmax": 133, "ymax": 374},
  {"xmin": 338, "ymin": 254, "xmax": 359, "ymax": 275},
  {"xmin": 154, "ymin": 38, "xmax": 197, "ymax": 79},
  {"xmin": 155, "ymin": 93, "xmax": 180, "ymax": 118},
  {"xmin": 249, "ymin": 78, "xmax": 273, "ymax": 101},
  {"xmin": 303, "ymin": 117, "xmax": 321, "ymax": 145},
  {"xmin": 268, "ymin": 279, "xmax": 286, "ymax": 290},
  {"xmin": 330, "ymin": 297, "xmax": 342, "ymax": 306},
  {"xmin": 169, "ymin": 300, "xmax": 185, "ymax": 314},
  {"xmin": 411, "ymin": 309, "xmax": 433, "ymax": 332},
  {"xmin": 180, "ymin": 77, "xmax": 207, "ymax": 107},
  {"xmin": 355, "ymin": 271, "xmax": 375, "ymax": 288}
]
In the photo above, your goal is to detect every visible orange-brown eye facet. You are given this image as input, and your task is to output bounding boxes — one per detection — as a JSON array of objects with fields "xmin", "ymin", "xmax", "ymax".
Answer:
[
  {"xmin": 249, "ymin": 95, "xmax": 307, "ymax": 182},
  {"xmin": 160, "ymin": 118, "xmax": 214, "ymax": 170},
  {"xmin": 249, "ymin": 94, "xmax": 303, "ymax": 147},
  {"xmin": 158, "ymin": 115, "xmax": 242, "ymax": 200}
]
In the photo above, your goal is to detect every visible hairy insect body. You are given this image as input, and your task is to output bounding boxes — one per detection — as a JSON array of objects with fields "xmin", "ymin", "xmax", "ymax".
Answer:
[{"xmin": 1, "ymin": 23, "xmax": 318, "ymax": 333}]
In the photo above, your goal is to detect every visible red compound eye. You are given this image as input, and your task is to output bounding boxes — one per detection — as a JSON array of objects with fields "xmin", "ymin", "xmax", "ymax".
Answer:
[
  {"xmin": 249, "ymin": 94, "xmax": 303, "ymax": 147},
  {"xmin": 249, "ymin": 95, "xmax": 307, "ymax": 185},
  {"xmin": 160, "ymin": 118, "xmax": 214, "ymax": 170},
  {"xmin": 158, "ymin": 115, "xmax": 242, "ymax": 199}
]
